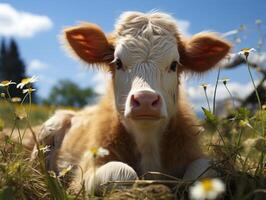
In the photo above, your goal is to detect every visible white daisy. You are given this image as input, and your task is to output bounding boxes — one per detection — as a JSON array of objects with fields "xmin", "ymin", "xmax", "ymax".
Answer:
[
  {"xmin": 58, "ymin": 165, "xmax": 73, "ymax": 178},
  {"xmin": 0, "ymin": 80, "xmax": 16, "ymax": 87},
  {"xmin": 22, "ymin": 88, "xmax": 36, "ymax": 94},
  {"xmin": 17, "ymin": 76, "xmax": 38, "ymax": 89},
  {"xmin": 238, "ymin": 48, "xmax": 256, "ymax": 60},
  {"xmin": 84, "ymin": 147, "xmax": 110, "ymax": 159},
  {"xmin": 189, "ymin": 178, "xmax": 225, "ymax": 200},
  {"xmin": 11, "ymin": 97, "xmax": 22, "ymax": 103}
]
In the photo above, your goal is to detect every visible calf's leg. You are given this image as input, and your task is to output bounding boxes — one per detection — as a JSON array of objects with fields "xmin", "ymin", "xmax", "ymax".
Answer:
[
  {"xmin": 84, "ymin": 161, "xmax": 138, "ymax": 194},
  {"xmin": 31, "ymin": 110, "xmax": 75, "ymax": 171}
]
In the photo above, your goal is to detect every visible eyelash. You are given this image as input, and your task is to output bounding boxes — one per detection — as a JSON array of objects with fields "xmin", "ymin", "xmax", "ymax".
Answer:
[
  {"xmin": 112, "ymin": 58, "xmax": 123, "ymax": 70},
  {"xmin": 170, "ymin": 61, "xmax": 178, "ymax": 72}
]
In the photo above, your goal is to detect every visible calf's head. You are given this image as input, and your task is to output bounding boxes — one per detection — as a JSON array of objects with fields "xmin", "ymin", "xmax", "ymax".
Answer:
[{"xmin": 63, "ymin": 12, "xmax": 230, "ymax": 131}]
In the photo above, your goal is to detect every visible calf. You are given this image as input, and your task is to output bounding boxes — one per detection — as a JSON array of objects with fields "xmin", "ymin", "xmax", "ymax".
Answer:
[{"xmin": 36, "ymin": 11, "xmax": 230, "ymax": 193}]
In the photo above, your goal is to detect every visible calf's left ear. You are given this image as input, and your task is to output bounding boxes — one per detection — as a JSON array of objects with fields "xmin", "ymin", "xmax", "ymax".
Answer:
[
  {"xmin": 180, "ymin": 33, "xmax": 231, "ymax": 72},
  {"xmin": 63, "ymin": 23, "xmax": 114, "ymax": 66}
]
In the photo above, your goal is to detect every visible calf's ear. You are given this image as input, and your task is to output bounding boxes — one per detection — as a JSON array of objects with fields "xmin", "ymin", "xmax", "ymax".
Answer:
[
  {"xmin": 63, "ymin": 23, "xmax": 114, "ymax": 66},
  {"xmin": 180, "ymin": 33, "xmax": 231, "ymax": 72}
]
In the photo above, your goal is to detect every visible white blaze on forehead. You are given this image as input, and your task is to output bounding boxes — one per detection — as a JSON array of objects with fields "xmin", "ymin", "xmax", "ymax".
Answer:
[
  {"xmin": 114, "ymin": 11, "xmax": 180, "ymax": 67},
  {"xmin": 115, "ymin": 11, "xmax": 180, "ymax": 37},
  {"xmin": 113, "ymin": 11, "xmax": 180, "ymax": 120},
  {"xmin": 115, "ymin": 36, "xmax": 179, "ymax": 69}
]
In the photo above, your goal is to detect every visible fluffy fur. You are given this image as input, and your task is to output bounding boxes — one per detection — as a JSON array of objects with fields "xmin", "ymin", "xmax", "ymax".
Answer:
[{"xmin": 34, "ymin": 11, "xmax": 231, "ymax": 191}]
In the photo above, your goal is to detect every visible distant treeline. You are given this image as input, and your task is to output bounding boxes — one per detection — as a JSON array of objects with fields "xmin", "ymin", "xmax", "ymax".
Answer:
[
  {"xmin": 0, "ymin": 38, "xmax": 37, "ymax": 102},
  {"xmin": 0, "ymin": 38, "xmax": 96, "ymax": 107}
]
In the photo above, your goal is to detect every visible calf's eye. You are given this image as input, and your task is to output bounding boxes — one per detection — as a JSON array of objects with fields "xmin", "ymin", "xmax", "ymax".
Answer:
[
  {"xmin": 115, "ymin": 58, "xmax": 123, "ymax": 70},
  {"xmin": 170, "ymin": 61, "xmax": 178, "ymax": 72}
]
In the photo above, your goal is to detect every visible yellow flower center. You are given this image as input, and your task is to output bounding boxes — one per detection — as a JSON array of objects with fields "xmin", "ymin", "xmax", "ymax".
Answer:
[
  {"xmin": 241, "ymin": 48, "xmax": 251, "ymax": 52},
  {"xmin": 21, "ymin": 78, "xmax": 31, "ymax": 84},
  {"xmin": 202, "ymin": 179, "xmax": 214, "ymax": 192},
  {"xmin": 90, "ymin": 147, "xmax": 98, "ymax": 156},
  {"xmin": 1, "ymin": 80, "xmax": 10, "ymax": 85}
]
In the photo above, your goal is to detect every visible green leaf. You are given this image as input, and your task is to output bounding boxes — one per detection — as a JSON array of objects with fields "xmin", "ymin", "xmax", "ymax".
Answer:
[
  {"xmin": 236, "ymin": 107, "xmax": 250, "ymax": 120},
  {"xmin": 202, "ymin": 107, "xmax": 217, "ymax": 122},
  {"xmin": 202, "ymin": 107, "xmax": 218, "ymax": 129}
]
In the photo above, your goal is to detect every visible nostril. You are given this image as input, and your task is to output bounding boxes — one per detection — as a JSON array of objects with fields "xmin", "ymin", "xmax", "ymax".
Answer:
[
  {"xmin": 151, "ymin": 95, "xmax": 160, "ymax": 107},
  {"xmin": 131, "ymin": 95, "xmax": 140, "ymax": 108}
]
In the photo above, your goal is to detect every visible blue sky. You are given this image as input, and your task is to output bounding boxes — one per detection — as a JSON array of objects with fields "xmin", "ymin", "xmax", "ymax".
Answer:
[{"xmin": 0, "ymin": 0, "xmax": 266, "ymax": 109}]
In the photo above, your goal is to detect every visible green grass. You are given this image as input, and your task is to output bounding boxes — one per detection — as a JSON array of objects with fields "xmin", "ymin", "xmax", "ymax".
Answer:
[
  {"xmin": 0, "ymin": 101, "xmax": 75, "ymax": 128},
  {"xmin": 0, "ymin": 82, "xmax": 266, "ymax": 199}
]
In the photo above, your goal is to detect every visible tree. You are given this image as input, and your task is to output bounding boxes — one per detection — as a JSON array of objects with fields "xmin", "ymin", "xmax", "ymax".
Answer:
[
  {"xmin": 0, "ymin": 38, "xmax": 36, "ymax": 102},
  {"xmin": 43, "ymin": 80, "xmax": 96, "ymax": 107},
  {"xmin": 0, "ymin": 39, "xmax": 6, "ymax": 81}
]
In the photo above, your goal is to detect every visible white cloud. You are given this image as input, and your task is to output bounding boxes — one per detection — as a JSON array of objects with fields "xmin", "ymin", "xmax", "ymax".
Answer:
[
  {"xmin": 247, "ymin": 52, "xmax": 266, "ymax": 66},
  {"xmin": 176, "ymin": 19, "xmax": 191, "ymax": 36},
  {"xmin": 28, "ymin": 59, "xmax": 48, "ymax": 71},
  {"xmin": 0, "ymin": 3, "xmax": 53, "ymax": 38},
  {"xmin": 186, "ymin": 80, "xmax": 259, "ymax": 111}
]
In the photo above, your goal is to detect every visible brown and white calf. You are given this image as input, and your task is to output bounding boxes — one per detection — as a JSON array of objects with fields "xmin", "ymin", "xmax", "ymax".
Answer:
[{"xmin": 36, "ymin": 11, "xmax": 230, "ymax": 193}]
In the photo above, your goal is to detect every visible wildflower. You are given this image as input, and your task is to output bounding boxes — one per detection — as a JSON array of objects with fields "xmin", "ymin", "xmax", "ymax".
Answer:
[
  {"xmin": 0, "ymin": 93, "xmax": 5, "ymax": 98},
  {"xmin": 262, "ymin": 104, "xmax": 266, "ymax": 110},
  {"xmin": 8, "ymin": 161, "xmax": 21, "ymax": 176},
  {"xmin": 58, "ymin": 165, "xmax": 73, "ymax": 178},
  {"xmin": 239, "ymin": 119, "xmax": 253, "ymax": 128},
  {"xmin": 201, "ymin": 84, "xmax": 208, "ymax": 91},
  {"xmin": 84, "ymin": 147, "xmax": 110, "ymax": 159},
  {"xmin": 0, "ymin": 80, "xmax": 16, "ymax": 87},
  {"xmin": 238, "ymin": 48, "xmax": 256, "ymax": 60},
  {"xmin": 48, "ymin": 171, "xmax": 57, "ymax": 178},
  {"xmin": 11, "ymin": 97, "xmax": 21, "ymax": 103},
  {"xmin": 39, "ymin": 145, "xmax": 51, "ymax": 153},
  {"xmin": 22, "ymin": 88, "xmax": 36, "ymax": 94},
  {"xmin": 32, "ymin": 145, "xmax": 51, "ymax": 160},
  {"xmin": 255, "ymin": 19, "xmax": 262, "ymax": 26},
  {"xmin": 189, "ymin": 178, "xmax": 225, "ymax": 200},
  {"xmin": 17, "ymin": 76, "xmax": 38, "ymax": 89},
  {"xmin": 220, "ymin": 77, "xmax": 230, "ymax": 85}
]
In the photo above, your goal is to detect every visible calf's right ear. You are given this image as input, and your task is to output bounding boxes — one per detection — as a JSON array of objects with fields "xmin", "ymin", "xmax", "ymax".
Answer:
[
  {"xmin": 180, "ymin": 32, "xmax": 231, "ymax": 73},
  {"xmin": 63, "ymin": 23, "xmax": 114, "ymax": 66}
]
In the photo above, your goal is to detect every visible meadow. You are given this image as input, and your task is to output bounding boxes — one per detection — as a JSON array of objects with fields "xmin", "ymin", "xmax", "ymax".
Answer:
[{"xmin": 0, "ymin": 56, "xmax": 266, "ymax": 199}]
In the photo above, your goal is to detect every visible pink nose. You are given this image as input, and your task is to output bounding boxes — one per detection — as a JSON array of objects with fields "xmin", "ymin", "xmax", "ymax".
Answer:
[{"xmin": 130, "ymin": 91, "xmax": 162, "ymax": 119}]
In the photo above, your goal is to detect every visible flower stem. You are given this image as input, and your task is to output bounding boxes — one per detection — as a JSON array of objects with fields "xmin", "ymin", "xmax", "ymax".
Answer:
[
  {"xmin": 246, "ymin": 57, "xmax": 265, "ymax": 174},
  {"xmin": 217, "ymin": 128, "xmax": 226, "ymax": 145},
  {"xmin": 204, "ymin": 89, "xmax": 211, "ymax": 112},
  {"xmin": 247, "ymin": 61, "xmax": 262, "ymax": 109},
  {"xmin": 237, "ymin": 128, "xmax": 243, "ymax": 147},
  {"xmin": 213, "ymin": 68, "xmax": 221, "ymax": 115},
  {"xmin": 224, "ymin": 84, "xmax": 236, "ymax": 109},
  {"xmin": 246, "ymin": 59, "xmax": 265, "ymax": 136}
]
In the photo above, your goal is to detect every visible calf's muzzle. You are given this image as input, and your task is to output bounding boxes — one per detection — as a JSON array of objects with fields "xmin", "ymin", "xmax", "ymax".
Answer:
[{"xmin": 129, "ymin": 91, "xmax": 162, "ymax": 120}]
